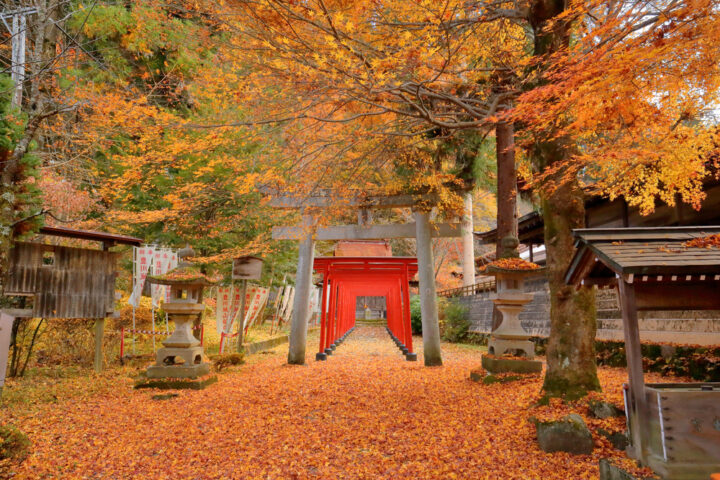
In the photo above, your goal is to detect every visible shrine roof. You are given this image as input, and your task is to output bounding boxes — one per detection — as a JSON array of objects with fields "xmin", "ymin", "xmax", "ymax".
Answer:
[
  {"xmin": 39, "ymin": 225, "xmax": 143, "ymax": 246},
  {"xmin": 565, "ymin": 226, "xmax": 720, "ymax": 286}
]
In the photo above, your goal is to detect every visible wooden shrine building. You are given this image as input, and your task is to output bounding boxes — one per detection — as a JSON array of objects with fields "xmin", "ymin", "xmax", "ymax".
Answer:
[{"xmin": 565, "ymin": 226, "xmax": 720, "ymax": 479}]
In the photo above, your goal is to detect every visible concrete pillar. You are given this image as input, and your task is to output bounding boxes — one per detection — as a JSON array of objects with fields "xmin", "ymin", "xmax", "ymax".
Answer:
[
  {"xmin": 414, "ymin": 209, "xmax": 443, "ymax": 367},
  {"xmin": 93, "ymin": 318, "xmax": 105, "ymax": 373},
  {"xmin": 461, "ymin": 192, "xmax": 476, "ymax": 288},
  {"xmin": 287, "ymin": 214, "xmax": 316, "ymax": 365}
]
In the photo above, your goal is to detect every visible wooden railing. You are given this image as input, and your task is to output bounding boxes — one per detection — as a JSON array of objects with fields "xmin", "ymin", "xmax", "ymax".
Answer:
[{"xmin": 438, "ymin": 280, "xmax": 496, "ymax": 298}]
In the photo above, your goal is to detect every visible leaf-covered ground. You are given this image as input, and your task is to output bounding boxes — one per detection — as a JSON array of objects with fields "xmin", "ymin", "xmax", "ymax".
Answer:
[{"xmin": 2, "ymin": 326, "xmax": 658, "ymax": 479}]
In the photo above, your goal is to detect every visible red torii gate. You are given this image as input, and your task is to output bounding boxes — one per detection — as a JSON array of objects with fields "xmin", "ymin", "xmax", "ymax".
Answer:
[{"xmin": 313, "ymin": 257, "xmax": 418, "ymax": 361}]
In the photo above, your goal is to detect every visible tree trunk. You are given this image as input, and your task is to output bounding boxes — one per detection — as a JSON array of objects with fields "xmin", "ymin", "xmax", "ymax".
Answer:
[
  {"xmin": 492, "ymin": 121, "xmax": 518, "ymax": 331},
  {"xmin": 495, "ymin": 121, "xmax": 518, "ymax": 259},
  {"xmin": 529, "ymin": 0, "xmax": 601, "ymax": 398},
  {"xmin": 540, "ymin": 181, "xmax": 600, "ymax": 398}
]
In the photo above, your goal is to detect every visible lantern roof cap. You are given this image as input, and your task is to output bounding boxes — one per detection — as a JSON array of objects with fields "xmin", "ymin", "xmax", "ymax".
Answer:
[{"xmin": 147, "ymin": 265, "xmax": 218, "ymax": 286}]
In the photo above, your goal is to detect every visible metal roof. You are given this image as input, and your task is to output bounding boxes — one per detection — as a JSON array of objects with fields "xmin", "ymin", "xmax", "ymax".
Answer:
[
  {"xmin": 38, "ymin": 225, "xmax": 143, "ymax": 246},
  {"xmin": 565, "ymin": 226, "xmax": 720, "ymax": 285}
]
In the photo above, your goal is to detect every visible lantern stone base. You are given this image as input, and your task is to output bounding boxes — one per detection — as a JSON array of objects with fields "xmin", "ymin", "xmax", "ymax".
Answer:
[
  {"xmin": 487, "ymin": 337, "xmax": 535, "ymax": 359},
  {"xmin": 135, "ymin": 374, "xmax": 217, "ymax": 390},
  {"xmin": 146, "ymin": 346, "xmax": 210, "ymax": 379},
  {"xmin": 481, "ymin": 354, "xmax": 542, "ymax": 375},
  {"xmin": 146, "ymin": 362, "xmax": 210, "ymax": 379}
]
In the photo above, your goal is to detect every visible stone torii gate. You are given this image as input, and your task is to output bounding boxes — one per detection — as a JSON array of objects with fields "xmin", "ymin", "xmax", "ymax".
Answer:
[{"xmin": 270, "ymin": 192, "xmax": 466, "ymax": 367}]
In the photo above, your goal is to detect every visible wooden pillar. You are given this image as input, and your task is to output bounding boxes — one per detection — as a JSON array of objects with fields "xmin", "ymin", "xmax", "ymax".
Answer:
[
  {"xmin": 462, "ymin": 192, "xmax": 476, "ymax": 287},
  {"xmin": 414, "ymin": 209, "xmax": 443, "ymax": 366},
  {"xmin": 0, "ymin": 313, "xmax": 15, "ymax": 396},
  {"xmin": 236, "ymin": 279, "xmax": 247, "ymax": 351},
  {"xmin": 618, "ymin": 278, "xmax": 648, "ymax": 461},
  {"xmin": 93, "ymin": 318, "xmax": 105, "ymax": 373},
  {"xmin": 287, "ymin": 214, "xmax": 316, "ymax": 365}
]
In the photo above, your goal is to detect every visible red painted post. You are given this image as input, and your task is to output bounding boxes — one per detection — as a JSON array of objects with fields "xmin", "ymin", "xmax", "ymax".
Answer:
[
  {"xmin": 120, "ymin": 327, "xmax": 125, "ymax": 362},
  {"xmin": 326, "ymin": 279, "xmax": 338, "ymax": 350},
  {"xmin": 334, "ymin": 282, "xmax": 343, "ymax": 344},
  {"xmin": 318, "ymin": 274, "xmax": 329, "ymax": 353},
  {"xmin": 403, "ymin": 277, "xmax": 413, "ymax": 353}
]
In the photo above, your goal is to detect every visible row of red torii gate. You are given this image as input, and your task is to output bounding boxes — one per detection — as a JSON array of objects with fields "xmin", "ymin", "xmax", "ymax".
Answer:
[{"xmin": 314, "ymin": 256, "xmax": 419, "ymax": 360}]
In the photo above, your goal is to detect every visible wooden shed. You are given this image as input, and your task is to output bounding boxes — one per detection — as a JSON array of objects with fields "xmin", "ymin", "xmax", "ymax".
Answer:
[
  {"xmin": 565, "ymin": 226, "xmax": 720, "ymax": 479},
  {"xmin": 1, "ymin": 226, "xmax": 142, "ymax": 380},
  {"xmin": 3, "ymin": 226, "xmax": 142, "ymax": 319}
]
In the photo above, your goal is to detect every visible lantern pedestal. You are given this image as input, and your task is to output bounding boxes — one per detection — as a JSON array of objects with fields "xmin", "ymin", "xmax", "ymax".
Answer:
[
  {"xmin": 147, "ymin": 303, "xmax": 210, "ymax": 379},
  {"xmin": 486, "ymin": 269, "xmax": 538, "ymax": 359},
  {"xmin": 480, "ymin": 266, "xmax": 544, "ymax": 376}
]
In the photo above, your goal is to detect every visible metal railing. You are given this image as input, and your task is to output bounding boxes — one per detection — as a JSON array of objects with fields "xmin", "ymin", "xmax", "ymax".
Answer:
[{"xmin": 438, "ymin": 280, "xmax": 496, "ymax": 298}]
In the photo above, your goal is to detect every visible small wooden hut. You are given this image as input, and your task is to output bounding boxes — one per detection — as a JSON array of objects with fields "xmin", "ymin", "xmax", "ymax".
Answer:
[
  {"xmin": 1, "ymin": 226, "xmax": 142, "ymax": 379},
  {"xmin": 565, "ymin": 226, "xmax": 720, "ymax": 479}
]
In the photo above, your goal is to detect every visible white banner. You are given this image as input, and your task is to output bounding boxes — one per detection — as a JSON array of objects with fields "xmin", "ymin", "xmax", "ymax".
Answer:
[
  {"xmin": 165, "ymin": 251, "xmax": 178, "ymax": 303},
  {"xmin": 216, "ymin": 286, "xmax": 242, "ymax": 335},
  {"xmin": 280, "ymin": 286, "xmax": 295, "ymax": 324},
  {"xmin": 128, "ymin": 246, "xmax": 154, "ymax": 307},
  {"xmin": 151, "ymin": 248, "xmax": 176, "ymax": 307},
  {"xmin": 241, "ymin": 285, "xmax": 270, "ymax": 330},
  {"xmin": 308, "ymin": 285, "xmax": 320, "ymax": 324}
]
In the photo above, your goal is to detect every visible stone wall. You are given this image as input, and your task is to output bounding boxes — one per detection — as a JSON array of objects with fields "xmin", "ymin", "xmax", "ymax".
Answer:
[{"xmin": 458, "ymin": 277, "xmax": 720, "ymax": 345}]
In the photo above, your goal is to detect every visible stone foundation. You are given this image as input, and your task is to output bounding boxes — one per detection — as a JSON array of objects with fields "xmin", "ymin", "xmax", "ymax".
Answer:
[{"xmin": 457, "ymin": 277, "xmax": 720, "ymax": 345}]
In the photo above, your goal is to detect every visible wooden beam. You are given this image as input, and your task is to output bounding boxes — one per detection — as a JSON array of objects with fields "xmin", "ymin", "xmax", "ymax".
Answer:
[
  {"xmin": 273, "ymin": 223, "xmax": 461, "ymax": 241},
  {"xmin": 267, "ymin": 193, "xmax": 435, "ymax": 209}
]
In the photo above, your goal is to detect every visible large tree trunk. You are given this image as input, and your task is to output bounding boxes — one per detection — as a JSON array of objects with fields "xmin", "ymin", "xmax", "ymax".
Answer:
[
  {"xmin": 529, "ymin": 1, "xmax": 601, "ymax": 398},
  {"xmin": 492, "ymin": 121, "xmax": 519, "ymax": 331},
  {"xmin": 540, "ymin": 180, "xmax": 600, "ymax": 398},
  {"xmin": 495, "ymin": 121, "xmax": 518, "ymax": 259}
]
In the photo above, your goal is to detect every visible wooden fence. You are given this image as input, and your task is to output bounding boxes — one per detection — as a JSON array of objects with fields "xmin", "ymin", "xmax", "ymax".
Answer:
[{"xmin": 437, "ymin": 280, "xmax": 496, "ymax": 298}]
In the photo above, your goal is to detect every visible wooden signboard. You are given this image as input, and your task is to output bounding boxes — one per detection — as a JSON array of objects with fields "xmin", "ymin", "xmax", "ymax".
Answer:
[{"xmin": 232, "ymin": 256, "xmax": 263, "ymax": 280}]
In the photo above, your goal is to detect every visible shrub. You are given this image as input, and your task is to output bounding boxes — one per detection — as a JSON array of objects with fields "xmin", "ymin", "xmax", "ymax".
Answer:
[
  {"xmin": 0, "ymin": 425, "xmax": 30, "ymax": 461},
  {"xmin": 410, "ymin": 295, "xmax": 422, "ymax": 334},
  {"xmin": 595, "ymin": 340, "xmax": 720, "ymax": 382},
  {"xmin": 212, "ymin": 352, "xmax": 245, "ymax": 371},
  {"xmin": 440, "ymin": 300, "xmax": 470, "ymax": 343}
]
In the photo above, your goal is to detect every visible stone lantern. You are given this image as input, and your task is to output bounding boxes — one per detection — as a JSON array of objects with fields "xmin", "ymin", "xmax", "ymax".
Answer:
[
  {"xmin": 145, "ymin": 264, "xmax": 215, "ymax": 379},
  {"xmin": 477, "ymin": 236, "xmax": 544, "ymax": 376},
  {"xmin": 487, "ymin": 266, "xmax": 536, "ymax": 359}
]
